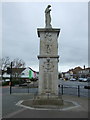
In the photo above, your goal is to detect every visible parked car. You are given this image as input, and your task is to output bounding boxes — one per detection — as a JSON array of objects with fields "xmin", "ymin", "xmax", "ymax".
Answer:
[
  {"xmin": 5, "ymin": 79, "xmax": 10, "ymax": 82},
  {"xmin": 78, "ymin": 78, "xmax": 87, "ymax": 82},
  {"xmin": 82, "ymin": 78, "xmax": 87, "ymax": 82},
  {"xmin": 19, "ymin": 83, "xmax": 28, "ymax": 86},
  {"xmin": 70, "ymin": 78, "xmax": 76, "ymax": 81},
  {"xmin": 84, "ymin": 85, "xmax": 90, "ymax": 89},
  {"xmin": 78, "ymin": 78, "xmax": 83, "ymax": 82},
  {"xmin": 87, "ymin": 77, "xmax": 90, "ymax": 82}
]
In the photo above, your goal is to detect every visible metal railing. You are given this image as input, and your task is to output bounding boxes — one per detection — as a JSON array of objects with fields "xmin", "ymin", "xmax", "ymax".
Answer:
[
  {"xmin": 5, "ymin": 84, "xmax": 89, "ymax": 98},
  {"xmin": 58, "ymin": 84, "xmax": 89, "ymax": 98}
]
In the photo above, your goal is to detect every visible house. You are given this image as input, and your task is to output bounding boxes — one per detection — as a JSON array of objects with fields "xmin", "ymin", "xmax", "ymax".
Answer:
[
  {"xmin": 11, "ymin": 68, "xmax": 25, "ymax": 78},
  {"xmin": 1, "ymin": 67, "xmax": 39, "ymax": 82},
  {"xmin": 78, "ymin": 67, "xmax": 90, "ymax": 78},
  {"xmin": 61, "ymin": 66, "xmax": 83, "ymax": 80},
  {"xmin": 68, "ymin": 66, "xmax": 83, "ymax": 79},
  {"xmin": 61, "ymin": 72, "xmax": 70, "ymax": 80},
  {"xmin": 21, "ymin": 67, "xmax": 39, "ymax": 80},
  {"xmin": 1, "ymin": 68, "xmax": 25, "ymax": 81}
]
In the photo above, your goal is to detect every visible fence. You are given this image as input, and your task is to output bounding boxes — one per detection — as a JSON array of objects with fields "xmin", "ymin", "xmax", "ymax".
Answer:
[
  {"xmin": 8, "ymin": 84, "xmax": 89, "ymax": 98},
  {"xmin": 58, "ymin": 85, "xmax": 89, "ymax": 97}
]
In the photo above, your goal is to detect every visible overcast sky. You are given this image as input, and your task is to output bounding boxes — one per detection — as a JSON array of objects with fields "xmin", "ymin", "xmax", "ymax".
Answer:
[{"xmin": 2, "ymin": 2, "xmax": 88, "ymax": 72}]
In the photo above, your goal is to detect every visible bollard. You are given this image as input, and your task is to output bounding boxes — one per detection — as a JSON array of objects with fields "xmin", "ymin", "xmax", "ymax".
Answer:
[
  {"xmin": 58, "ymin": 84, "xmax": 60, "ymax": 95},
  {"xmin": 78, "ymin": 85, "xmax": 80, "ymax": 97},
  {"xmin": 61, "ymin": 85, "xmax": 63, "ymax": 95}
]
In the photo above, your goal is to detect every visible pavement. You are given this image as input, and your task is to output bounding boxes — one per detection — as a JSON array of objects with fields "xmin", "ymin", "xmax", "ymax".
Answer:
[{"xmin": 2, "ymin": 95, "xmax": 89, "ymax": 119}]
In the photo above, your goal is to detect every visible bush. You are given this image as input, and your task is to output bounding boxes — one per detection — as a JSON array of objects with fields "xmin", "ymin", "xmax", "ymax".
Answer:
[
  {"xmin": 12, "ymin": 80, "xmax": 19, "ymax": 86},
  {"xmin": 2, "ymin": 81, "xmax": 9, "ymax": 86},
  {"xmin": 30, "ymin": 78, "xmax": 38, "ymax": 82}
]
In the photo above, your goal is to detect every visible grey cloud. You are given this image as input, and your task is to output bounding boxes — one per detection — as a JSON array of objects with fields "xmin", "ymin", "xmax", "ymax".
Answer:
[{"xmin": 2, "ymin": 2, "xmax": 88, "ymax": 72}]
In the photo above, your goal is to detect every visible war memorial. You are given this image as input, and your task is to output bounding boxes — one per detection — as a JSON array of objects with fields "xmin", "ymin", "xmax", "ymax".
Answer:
[
  {"xmin": 35, "ymin": 5, "xmax": 63, "ymax": 105},
  {"xmin": 1, "ymin": 5, "xmax": 89, "ymax": 119},
  {"xmin": 20, "ymin": 5, "xmax": 84, "ymax": 110}
]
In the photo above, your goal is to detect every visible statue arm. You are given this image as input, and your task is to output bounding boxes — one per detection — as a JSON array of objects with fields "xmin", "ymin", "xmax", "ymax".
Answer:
[{"xmin": 45, "ymin": 8, "xmax": 51, "ymax": 13}]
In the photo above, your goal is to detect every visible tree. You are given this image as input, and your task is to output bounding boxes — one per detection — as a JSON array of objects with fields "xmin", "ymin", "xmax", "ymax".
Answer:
[
  {"xmin": 0, "ymin": 57, "xmax": 25, "ymax": 70},
  {"xmin": 12, "ymin": 58, "xmax": 25, "ymax": 68},
  {"xmin": 11, "ymin": 58, "xmax": 25, "ymax": 79},
  {"xmin": 0, "ymin": 57, "xmax": 25, "ymax": 79},
  {"xmin": 0, "ymin": 56, "xmax": 10, "ymax": 71}
]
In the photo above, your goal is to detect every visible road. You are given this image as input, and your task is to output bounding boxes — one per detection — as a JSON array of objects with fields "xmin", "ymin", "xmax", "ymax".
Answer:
[
  {"xmin": 58, "ymin": 80, "xmax": 89, "ymax": 97},
  {"xmin": 2, "ymin": 86, "xmax": 89, "ymax": 118},
  {"xmin": 2, "ymin": 86, "xmax": 34, "ymax": 118},
  {"xmin": 1, "ymin": 80, "xmax": 90, "ymax": 118},
  {"xmin": 2, "ymin": 80, "xmax": 89, "ymax": 97},
  {"xmin": 58, "ymin": 79, "xmax": 88, "ymax": 87}
]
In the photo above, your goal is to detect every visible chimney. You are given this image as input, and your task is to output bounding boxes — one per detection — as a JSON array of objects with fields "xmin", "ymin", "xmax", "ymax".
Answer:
[{"xmin": 84, "ymin": 65, "xmax": 85, "ymax": 70}]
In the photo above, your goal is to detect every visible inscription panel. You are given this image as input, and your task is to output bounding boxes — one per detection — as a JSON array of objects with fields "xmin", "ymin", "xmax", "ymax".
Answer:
[{"xmin": 40, "ymin": 32, "xmax": 58, "ymax": 55}]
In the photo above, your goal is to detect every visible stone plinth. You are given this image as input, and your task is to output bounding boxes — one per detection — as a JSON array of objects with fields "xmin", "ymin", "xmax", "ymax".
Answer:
[
  {"xmin": 37, "ymin": 28, "xmax": 63, "ymax": 105},
  {"xmin": 33, "ymin": 94, "xmax": 63, "ymax": 105}
]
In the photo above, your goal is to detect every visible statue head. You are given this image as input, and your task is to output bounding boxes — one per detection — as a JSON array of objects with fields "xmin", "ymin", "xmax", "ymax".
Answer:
[{"xmin": 47, "ymin": 5, "xmax": 51, "ymax": 8}]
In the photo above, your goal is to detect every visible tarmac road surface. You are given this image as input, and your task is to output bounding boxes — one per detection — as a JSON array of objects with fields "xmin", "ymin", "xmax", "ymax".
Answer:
[{"xmin": 3, "ymin": 95, "xmax": 89, "ymax": 118}]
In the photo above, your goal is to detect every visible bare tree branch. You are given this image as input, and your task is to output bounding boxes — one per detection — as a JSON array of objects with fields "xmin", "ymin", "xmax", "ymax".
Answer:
[
  {"xmin": 0, "ymin": 56, "xmax": 10, "ymax": 70},
  {"xmin": 12, "ymin": 58, "xmax": 25, "ymax": 68}
]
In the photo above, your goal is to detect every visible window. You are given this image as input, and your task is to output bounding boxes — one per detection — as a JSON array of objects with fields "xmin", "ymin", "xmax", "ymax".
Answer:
[{"xmin": 21, "ymin": 73, "xmax": 25, "ymax": 75}]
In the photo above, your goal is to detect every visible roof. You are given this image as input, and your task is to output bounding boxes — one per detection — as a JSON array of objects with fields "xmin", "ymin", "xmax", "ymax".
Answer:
[
  {"xmin": 11, "ymin": 68, "xmax": 26, "ymax": 74},
  {"xmin": 67, "ymin": 66, "xmax": 83, "ymax": 74},
  {"xmin": 29, "ymin": 67, "xmax": 38, "ymax": 73},
  {"xmin": 2, "ymin": 67, "xmax": 38, "ymax": 75},
  {"xmin": 79, "ymin": 67, "xmax": 90, "ymax": 72},
  {"xmin": 84, "ymin": 67, "xmax": 90, "ymax": 70}
]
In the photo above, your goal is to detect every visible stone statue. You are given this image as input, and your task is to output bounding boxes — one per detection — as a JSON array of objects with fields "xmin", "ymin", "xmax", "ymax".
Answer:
[{"xmin": 45, "ymin": 5, "xmax": 52, "ymax": 28}]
